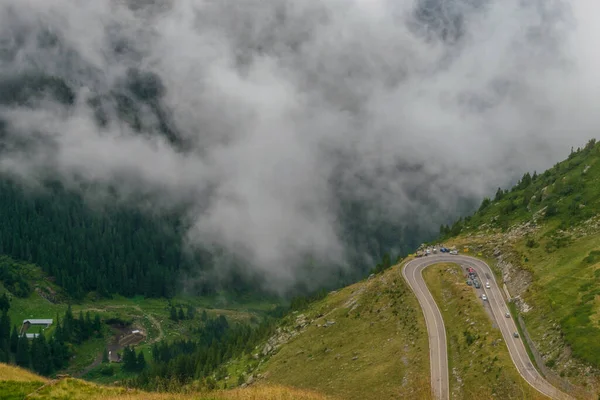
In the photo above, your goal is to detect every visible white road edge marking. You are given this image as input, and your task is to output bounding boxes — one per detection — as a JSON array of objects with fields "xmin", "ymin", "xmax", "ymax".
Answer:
[{"xmin": 403, "ymin": 255, "xmax": 574, "ymax": 400}]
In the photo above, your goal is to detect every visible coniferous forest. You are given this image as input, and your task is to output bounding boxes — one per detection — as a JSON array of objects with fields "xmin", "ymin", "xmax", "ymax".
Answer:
[
  {"xmin": 131, "ymin": 313, "xmax": 279, "ymax": 391},
  {"xmin": 0, "ymin": 71, "xmax": 427, "ymax": 302},
  {"xmin": 0, "ymin": 175, "xmax": 415, "ymax": 300},
  {"xmin": 0, "ymin": 179, "xmax": 207, "ymax": 299}
]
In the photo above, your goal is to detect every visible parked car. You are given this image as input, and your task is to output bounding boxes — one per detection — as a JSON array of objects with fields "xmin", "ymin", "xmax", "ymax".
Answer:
[{"xmin": 481, "ymin": 294, "xmax": 487, "ymax": 301}]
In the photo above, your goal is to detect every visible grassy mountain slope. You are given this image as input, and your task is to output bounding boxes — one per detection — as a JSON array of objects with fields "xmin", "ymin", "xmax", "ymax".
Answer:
[
  {"xmin": 0, "ymin": 363, "xmax": 331, "ymax": 400},
  {"xmin": 423, "ymin": 263, "xmax": 548, "ymax": 400},
  {"xmin": 443, "ymin": 139, "xmax": 600, "ymax": 395},
  {"xmin": 224, "ymin": 263, "xmax": 431, "ymax": 400}
]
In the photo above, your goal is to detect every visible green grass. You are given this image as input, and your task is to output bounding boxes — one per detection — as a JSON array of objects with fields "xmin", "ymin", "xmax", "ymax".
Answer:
[
  {"xmin": 66, "ymin": 338, "xmax": 107, "ymax": 374},
  {"xmin": 423, "ymin": 263, "xmax": 549, "ymax": 400},
  {"xmin": 515, "ymin": 232, "xmax": 600, "ymax": 368},
  {"xmin": 247, "ymin": 263, "xmax": 432, "ymax": 400},
  {"xmin": 0, "ymin": 380, "xmax": 46, "ymax": 400},
  {"xmin": 0, "ymin": 362, "xmax": 333, "ymax": 400},
  {"xmin": 1, "ymin": 260, "xmax": 281, "ymax": 384},
  {"xmin": 506, "ymin": 301, "xmax": 541, "ymax": 374},
  {"xmin": 25, "ymin": 378, "xmax": 130, "ymax": 399},
  {"xmin": 80, "ymin": 363, "xmax": 137, "ymax": 385}
]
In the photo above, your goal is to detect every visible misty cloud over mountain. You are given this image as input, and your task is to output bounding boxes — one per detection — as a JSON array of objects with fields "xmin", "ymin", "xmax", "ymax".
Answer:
[{"xmin": 0, "ymin": 0, "xmax": 598, "ymax": 292}]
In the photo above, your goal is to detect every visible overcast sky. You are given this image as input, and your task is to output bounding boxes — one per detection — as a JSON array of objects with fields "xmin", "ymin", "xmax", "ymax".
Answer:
[{"xmin": 0, "ymin": 0, "xmax": 598, "ymax": 291}]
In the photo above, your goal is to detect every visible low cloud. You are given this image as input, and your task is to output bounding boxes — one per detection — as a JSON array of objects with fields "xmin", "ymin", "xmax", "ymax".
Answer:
[{"xmin": 0, "ymin": 0, "xmax": 598, "ymax": 292}]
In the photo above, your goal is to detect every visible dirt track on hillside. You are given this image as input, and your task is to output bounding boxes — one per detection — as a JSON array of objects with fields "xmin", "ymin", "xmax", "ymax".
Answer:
[{"xmin": 75, "ymin": 304, "xmax": 165, "ymax": 376}]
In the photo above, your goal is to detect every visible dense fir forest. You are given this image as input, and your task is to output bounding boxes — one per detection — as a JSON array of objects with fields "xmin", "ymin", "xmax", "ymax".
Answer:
[
  {"xmin": 0, "ymin": 179, "xmax": 207, "ymax": 299},
  {"xmin": 130, "ymin": 312, "xmax": 279, "ymax": 391},
  {"xmin": 0, "ymin": 176, "xmax": 412, "ymax": 300}
]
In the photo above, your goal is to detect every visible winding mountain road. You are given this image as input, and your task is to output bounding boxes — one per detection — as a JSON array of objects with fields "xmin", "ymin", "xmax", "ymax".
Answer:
[{"xmin": 403, "ymin": 254, "xmax": 573, "ymax": 400}]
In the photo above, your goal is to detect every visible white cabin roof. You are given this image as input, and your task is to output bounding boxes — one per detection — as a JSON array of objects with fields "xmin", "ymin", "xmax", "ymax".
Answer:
[{"xmin": 23, "ymin": 319, "xmax": 53, "ymax": 325}]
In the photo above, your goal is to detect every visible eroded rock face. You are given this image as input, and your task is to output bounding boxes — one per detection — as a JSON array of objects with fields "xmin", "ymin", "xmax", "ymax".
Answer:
[
  {"xmin": 494, "ymin": 253, "xmax": 533, "ymax": 303},
  {"xmin": 261, "ymin": 314, "xmax": 315, "ymax": 357}
]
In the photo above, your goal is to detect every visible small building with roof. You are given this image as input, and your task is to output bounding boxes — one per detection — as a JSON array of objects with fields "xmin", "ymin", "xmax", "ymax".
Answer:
[{"xmin": 21, "ymin": 319, "xmax": 53, "ymax": 335}]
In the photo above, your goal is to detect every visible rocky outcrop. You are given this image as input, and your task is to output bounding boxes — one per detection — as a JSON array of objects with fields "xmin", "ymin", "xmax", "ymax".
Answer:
[{"xmin": 261, "ymin": 313, "xmax": 313, "ymax": 357}]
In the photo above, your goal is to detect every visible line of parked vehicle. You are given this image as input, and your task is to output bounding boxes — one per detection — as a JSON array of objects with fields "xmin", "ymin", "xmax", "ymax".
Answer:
[
  {"xmin": 439, "ymin": 247, "xmax": 458, "ymax": 255},
  {"xmin": 416, "ymin": 245, "xmax": 458, "ymax": 257},
  {"xmin": 465, "ymin": 266, "xmax": 516, "ymax": 335}
]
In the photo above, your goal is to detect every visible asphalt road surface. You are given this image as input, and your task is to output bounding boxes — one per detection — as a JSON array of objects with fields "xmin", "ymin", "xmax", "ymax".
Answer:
[{"xmin": 403, "ymin": 254, "xmax": 573, "ymax": 400}]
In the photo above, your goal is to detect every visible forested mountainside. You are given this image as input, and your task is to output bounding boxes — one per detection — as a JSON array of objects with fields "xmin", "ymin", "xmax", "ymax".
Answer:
[
  {"xmin": 0, "ymin": 172, "xmax": 421, "ymax": 300},
  {"xmin": 0, "ymin": 68, "xmax": 430, "ymax": 300},
  {"xmin": 0, "ymin": 179, "xmax": 199, "ymax": 299}
]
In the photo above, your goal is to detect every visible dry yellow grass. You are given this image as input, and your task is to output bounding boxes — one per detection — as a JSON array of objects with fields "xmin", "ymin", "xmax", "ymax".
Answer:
[
  {"xmin": 0, "ymin": 362, "xmax": 331, "ymax": 400},
  {"xmin": 0, "ymin": 363, "xmax": 47, "ymax": 382},
  {"xmin": 216, "ymin": 385, "xmax": 334, "ymax": 400},
  {"xmin": 101, "ymin": 385, "xmax": 332, "ymax": 400}
]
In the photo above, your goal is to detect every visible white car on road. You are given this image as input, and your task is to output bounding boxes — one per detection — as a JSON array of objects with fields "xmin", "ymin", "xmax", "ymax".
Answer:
[
  {"xmin": 482, "ymin": 294, "xmax": 488, "ymax": 301},
  {"xmin": 485, "ymin": 282, "xmax": 490, "ymax": 289}
]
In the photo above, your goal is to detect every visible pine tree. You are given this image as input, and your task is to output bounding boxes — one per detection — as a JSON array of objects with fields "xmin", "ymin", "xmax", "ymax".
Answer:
[
  {"xmin": 186, "ymin": 305, "xmax": 195, "ymax": 320},
  {"xmin": 50, "ymin": 337, "xmax": 67, "ymax": 370},
  {"xmin": 10, "ymin": 325, "xmax": 19, "ymax": 353},
  {"xmin": 0, "ymin": 293, "xmax": 9, "ymax": 312},
  {"xmin": 76, "ymin": 310, "xmax": 86, "ymax": 342},
  {"xmin": 136, "ymin": 351, "xmax": 146, "ymax": 371},
  {"xmin": 494, "ymin": 187, "xmax": 504, "ymax": 201},
  {"xmin": 53, "ymin": 317, "xmax": 64, "ymax": 343},
  {"xmin": 0, "ymin": 311, "xmax": 10, "ymax": 342},
  {"xmin": 93, "ymin": 314, "xmax": 102, "ymax": 334},
  {"xmin": 102, "ymin": 347, "xmax": 109, "ymax": 363},
  {"xmin": 16, "ymin": 335, "xmax": 30, "ymax": 367},
  {"xmin": 31, "ymin": 333, "xmax": 51, "ymax": 375},
  {"xmin": 122, "ymin": 346, "xmax": 137, "ymax": 371},
  {"xmin": 520, "ymin": 172, "xmax": 532, "ymax": 188},
  {"xmin": 63, "ymin": 305, "xmax": 74, "ymax": 341},
  {"xmin": 178, "ymin": 307, "xmax": 185, "ymax": 321},
  {"xmin": 85, "ymin": 311, "xmax": 93, "ymax": 339},
  {"xmin": 0, "ymin": 313, "xmax": 10, "ymax": 362},
  {"xmin": 151, "ymin": 343, "xmax": 159, "ymax": 362},
  {"xmin": 169, "ymin": 306, "xmax": 178, "ymax": 321},
  {"xmin": 201, "ymin": 310, "xmax": 208, "ymax": 322}
]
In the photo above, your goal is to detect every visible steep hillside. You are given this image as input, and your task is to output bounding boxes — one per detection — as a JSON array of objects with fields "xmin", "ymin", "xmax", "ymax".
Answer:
[
  {"xmin": 224, "ymin": 263, "xmax": 431, "ymax": 400},
  {"xmin": 442, "ymin": 139, "xmax": 600, "ymax": 396},
  {"xmin": 423, "ymin": 263, "xmax": 547, "ymax": 400},
  {"xmin": 0, "ymin": 362, "xmax": 331, "ymax": 400}
]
